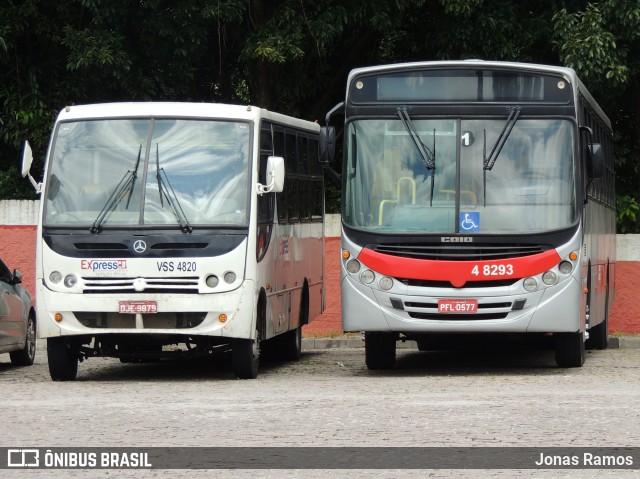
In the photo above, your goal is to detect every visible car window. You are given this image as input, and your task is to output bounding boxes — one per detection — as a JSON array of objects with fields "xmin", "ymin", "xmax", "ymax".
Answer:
[{"xmin": 0, "ymin": 259, "xmax": 13, "ymax": 282}]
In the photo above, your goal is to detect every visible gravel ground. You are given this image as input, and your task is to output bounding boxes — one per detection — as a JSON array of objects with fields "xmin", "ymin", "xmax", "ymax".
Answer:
[{"xmin": 1, "ymin": 338, "xmax": 639, "ymax": 478}]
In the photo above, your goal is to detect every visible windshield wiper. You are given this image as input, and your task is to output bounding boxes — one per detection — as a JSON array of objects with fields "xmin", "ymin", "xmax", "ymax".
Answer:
[
  {"xmin": 483, "ymin": 106, "xmax": 521, "ymax": 206},
  {"xmin": 90, "ymin": 145, "xmax": 142, "ymax": 233},
  {"xmin": 397, "ymin": 107, "xmax": 436, "ymax": 206},
  {"xmin": 156, "ymin": 144, "xmax": 192, "ymax": 233}
]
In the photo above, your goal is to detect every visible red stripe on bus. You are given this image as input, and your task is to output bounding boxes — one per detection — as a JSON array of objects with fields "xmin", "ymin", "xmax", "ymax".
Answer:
[{"xmin": 357, "ymin": 248, "xmax": 562, "ymax": 288}]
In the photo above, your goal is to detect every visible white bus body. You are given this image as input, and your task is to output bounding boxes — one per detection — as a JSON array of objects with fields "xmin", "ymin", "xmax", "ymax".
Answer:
[{"xmin": 23, "ymin": 102, "xmax": 325, "ymax": 380}]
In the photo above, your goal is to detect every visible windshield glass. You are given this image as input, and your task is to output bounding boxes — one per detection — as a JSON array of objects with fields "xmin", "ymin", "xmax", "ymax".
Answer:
[
  {"xmin": 44, "ymin": 118, "xmax": 250, "ymax": 227},
  {"xmin": 343, "ymin": 118, "xmax": 576, "ymax": 234}
]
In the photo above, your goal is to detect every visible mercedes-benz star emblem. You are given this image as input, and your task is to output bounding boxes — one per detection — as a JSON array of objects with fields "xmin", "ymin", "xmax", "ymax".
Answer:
[{"xmin": 133, "ymin": 240, "xmax": 147, "ymax": 254}]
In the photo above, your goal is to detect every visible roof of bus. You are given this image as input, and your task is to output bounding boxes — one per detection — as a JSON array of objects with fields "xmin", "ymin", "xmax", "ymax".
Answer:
[
  {"xmin": 54, "ymin": 102, "xmax": 320, "ymax": 132},
  {"xmin": 347, "ymin": 60, "xmax": 611, "ymax": 129},
  {"xmin": 347, "ymin": 60, "xmax": 578, "ymax": 80}
]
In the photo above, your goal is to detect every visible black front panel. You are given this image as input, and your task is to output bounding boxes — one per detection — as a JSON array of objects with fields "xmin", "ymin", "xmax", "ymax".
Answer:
[
  {"xmin": 344, "ymin": 223, "xmax": 579, "ymax": 261},
  {"xmin": 44, "ymin": 229, "xmax": 248, "ymax": 258}
]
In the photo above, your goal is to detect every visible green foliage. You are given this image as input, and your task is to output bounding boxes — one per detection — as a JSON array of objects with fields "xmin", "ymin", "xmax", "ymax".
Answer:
[
  {"xmin": 553, "ymin": 4, "xmax": 629, "ymax": 84},
  {"xmin": 0, "ymin": 0, "xmax": 639, "ymax": 231},
  {"xmin": 617, "ymin": 195, "xmax": 640, "ymax": 233}
]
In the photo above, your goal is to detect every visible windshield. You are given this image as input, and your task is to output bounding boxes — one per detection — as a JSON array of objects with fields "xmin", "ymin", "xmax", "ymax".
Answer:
[
  {"xmin": 343, "ymin": 118, "xmax": 576, "ymax": 234},
  {"xmin": 44, "ymin": 118, "xmax": 250, "ymax": 228}
]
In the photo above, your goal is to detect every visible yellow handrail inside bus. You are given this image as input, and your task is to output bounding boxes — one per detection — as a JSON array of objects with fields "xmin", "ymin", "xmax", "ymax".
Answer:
[{"xmin": 378, "ymin": 177, "xmax": 416, "ymax": 225}]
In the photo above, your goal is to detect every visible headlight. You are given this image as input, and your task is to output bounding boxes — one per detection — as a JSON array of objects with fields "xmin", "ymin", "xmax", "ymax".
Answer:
[
  {"xmin": 360, "ymin": 270, "xmax": 375, "ymax": 284},
  {"xmin": 542, "ymin": 271, "xmax": 557, "ymax": 285},
  {"xmin": 523, "ymin": 277, "xmax": 537, "ymax": 292},
  {"xmin": 63, "ymin": 274, "xmax": 78, "ymax": 288},
  {"xmin": 224, "ymin": 271, "xmax": 237, "ymax": 284},
  {"xmin": 49, "ymin": 271, "xmax": 62, "ymax": 283},
  {"xmin": 206, "ymin": 275, "xmax": 219, "ymax": 288},
  {"xmin": 558, "ymin": 261, "xmax": 573, "ymax": 274},
  {"xmin": 379, "ymin": 277, "xmax": 393, "ymax": 291},
  {"xmin": 346, "ymin": 259, "xmax": 361, "ymax": 274}
]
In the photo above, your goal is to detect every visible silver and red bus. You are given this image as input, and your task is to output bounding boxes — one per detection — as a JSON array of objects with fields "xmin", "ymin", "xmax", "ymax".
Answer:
[{"xmin": 321, "ymin": 60, "xmax": 615, "ymax": 368}]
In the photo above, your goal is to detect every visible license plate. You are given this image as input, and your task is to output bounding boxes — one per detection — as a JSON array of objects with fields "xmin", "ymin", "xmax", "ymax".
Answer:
[
  {"xmin": 438, "ymin": 299, "xmax": 478, "ymax": 313},
  {"xmin": 118, "ymin": 301, "xmax": 157, "ymax": 314}
]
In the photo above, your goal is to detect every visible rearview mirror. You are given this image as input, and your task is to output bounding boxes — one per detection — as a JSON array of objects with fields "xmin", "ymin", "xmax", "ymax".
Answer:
[
  {"xmin": 21, "ymin": 141, "xmax": 33, "ymax": 178},
  {"xmin": 257, "ymin": 156, "xmax": 285, "ymax": 195},
  {"xmin": 587, "ymin": 143, "xmax": 604, "ymax": 179},
  {"xmin": 21, "ymin": 141, "xmax": 42, "ymax": 193},
  {"xmin": 319, "ymin": 126, "xmax": 336, "ymax": 164}
]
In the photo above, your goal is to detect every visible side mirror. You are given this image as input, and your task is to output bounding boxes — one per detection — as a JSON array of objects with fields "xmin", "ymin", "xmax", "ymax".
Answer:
[
  {"xmin": 319, "ymin": 126, "xmax": 336, "ymax": 164},
  {"xmin": 257, "ymin": 156, "xmax": 285, "ymax": 195},
  {"xmin": 587, "ymin": 143, "xmax": 604, "ymax": 179},
  {"xmin": 12, "ymin": 269, "xmax": 22, "ymax": 285},
  {"xmin": 21, "ymin": 141, "xmax": 33, "ymax": 177},
  {"xmin": 21, "ymin": 141, "xmax": 42, "ymax": 193}
]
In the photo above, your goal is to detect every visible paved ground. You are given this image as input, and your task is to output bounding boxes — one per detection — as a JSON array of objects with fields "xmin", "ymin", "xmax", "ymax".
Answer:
[{"xmin": 1, "ymin": 338, "xmax": 640, "ymax": 478}]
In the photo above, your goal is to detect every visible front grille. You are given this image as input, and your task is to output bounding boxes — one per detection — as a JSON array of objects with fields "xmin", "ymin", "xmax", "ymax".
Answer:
[
  {"xmin": 74, "ymin": 242, "xmax": 128, "ymax": 251},
  {"xmin": 408, "ymin": 312, "xmax": 509, "ymax": 320},
  {"xmin": 398, "ymin": 278, "xmax": 519, "ymax": 289},
  {"xmin": 82, "ymin": 276, "xmax": 199, "ymax": 294},
  {"xmin": 75, "ymin": 311, "xmax": 206, "ymax": 329},
  {"xmin": 372, "ymin": 243, "xmax": 549, "ymax": 261},
  {"xmin": 404, "ymin": 299, "xmax": 512, "ymax": 321},
  {"xmin": 404, "ymin": 301, "xmax": 512, "ymax": 309}
]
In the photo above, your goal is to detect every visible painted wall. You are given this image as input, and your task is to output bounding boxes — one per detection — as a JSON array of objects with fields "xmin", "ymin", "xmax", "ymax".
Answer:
[{"xmin": 1, "ymin": 201, "xmax": 637, "ymax": 335}]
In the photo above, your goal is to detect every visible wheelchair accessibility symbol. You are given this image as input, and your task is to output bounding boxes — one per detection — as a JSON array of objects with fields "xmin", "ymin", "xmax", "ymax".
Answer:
[{"xmin": 460, "ymin": 212, "xmax": 480, "ymax": 232}]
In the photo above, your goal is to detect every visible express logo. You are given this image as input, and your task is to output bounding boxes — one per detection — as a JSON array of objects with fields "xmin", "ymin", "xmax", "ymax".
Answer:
[{"xmin": 81, "ymin": 259, "xmax": 128, "ymax": 271}]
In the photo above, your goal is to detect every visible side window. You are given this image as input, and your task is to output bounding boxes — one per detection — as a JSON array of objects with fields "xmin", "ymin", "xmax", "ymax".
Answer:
[
  {"xmin": 285, "ymin": 131, "xmax": 297, "ymax": 175},
  {"xmin": 298, "ymin": 136, "xmax": 309, "ymax": 221},
  {"xmin": 309, "ymin": 138, "xmax": 321, "ymax": 176},
  {"xmin": 258, "ymin": 122, "xmax": 274, "ymax": 226},
  {"xmin": 0, "ymin": 259, "xmax": 12, "ymax": 283},
  {"xmin": 285, "ymin": 130, "xmax": 298, "ymax": 222},
  {"xmin": 310, "ymin": 179, "xmax": 324, "ymax": 221},
  {"xmin": 273, "ymin": 127, "xmax": 287, "ymax": 224}
]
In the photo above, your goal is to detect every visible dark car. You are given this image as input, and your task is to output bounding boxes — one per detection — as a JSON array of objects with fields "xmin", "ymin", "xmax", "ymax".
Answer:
[{"xmin": 0, "ymin": 258, "xmax": 36, "ymax": 366}]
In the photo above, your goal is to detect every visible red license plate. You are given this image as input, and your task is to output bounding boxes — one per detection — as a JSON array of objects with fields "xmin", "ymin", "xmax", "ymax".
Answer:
[
  {"xmin": 438, "ymin": 299, "xmax": 478, "ymax": 313},
  {"xmin": 119, "ymin": 301, "xmax": 157, "ymax": 314}
]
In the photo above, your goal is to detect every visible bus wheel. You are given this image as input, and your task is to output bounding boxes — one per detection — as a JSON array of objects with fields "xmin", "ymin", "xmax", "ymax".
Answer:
[
  {"xmin": 365, "ymin": 332, "xmax": 396, "ymax": 370},
  {"xmin": 281, "ymin": 289, "xmax": 307, "ymax": 361},
  {"xmin": 280, "ymin": 325, "xmax": 302, "ymax": 361},
  {"xmin": 232, "ymin": 333, "xmax": 260, "ymax": 379},
  {"xmin": 47, "ymin": 337, "xmax": 79, "ymax": 381},
  {"xmin": 554, "ymin": 331, "xmax": 585, "ymax": 368},
  {"xmin": 586, "ymin": 316, "xmax": 609, "ymax": 350}
]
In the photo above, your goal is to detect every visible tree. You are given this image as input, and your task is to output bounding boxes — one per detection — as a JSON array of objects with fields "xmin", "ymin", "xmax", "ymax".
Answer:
[
  {"xmin": 553, "ymin": 0, "xmax": 640, "ymax": 231},
  {"xmin": 1, "ymin": 0, "xmax": 638, "ymax": 227}
]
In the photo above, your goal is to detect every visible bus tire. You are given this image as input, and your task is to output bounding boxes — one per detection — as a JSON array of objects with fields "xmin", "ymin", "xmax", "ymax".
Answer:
[
  {"xmin": 586, "ymin": 316, "xmax": 609, "ymax": 350},
  {"xmin": 47, "ymin": 337, "xmax": 79, "ymax": 381},
  {"xmin": 587, "ymin": 266, "xmax": 610, "ymax": 350},
  {"xmin": 280, "ymin": 325, "xmax": 302, "ymax": 361},
  {"xmin": 554, "ymin": 331, "xmax": 585, "ymax": 368},
  {"xmin": 281, "ymin": 286, "xmax": 307, "ymax": 361},
  {"xmin": 365, "ymin": 332, "xmax": 396, "ymax": 370},
  {"xmin": 232, "ymin": 333, "xmax": 260, "ymax": 379}
]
